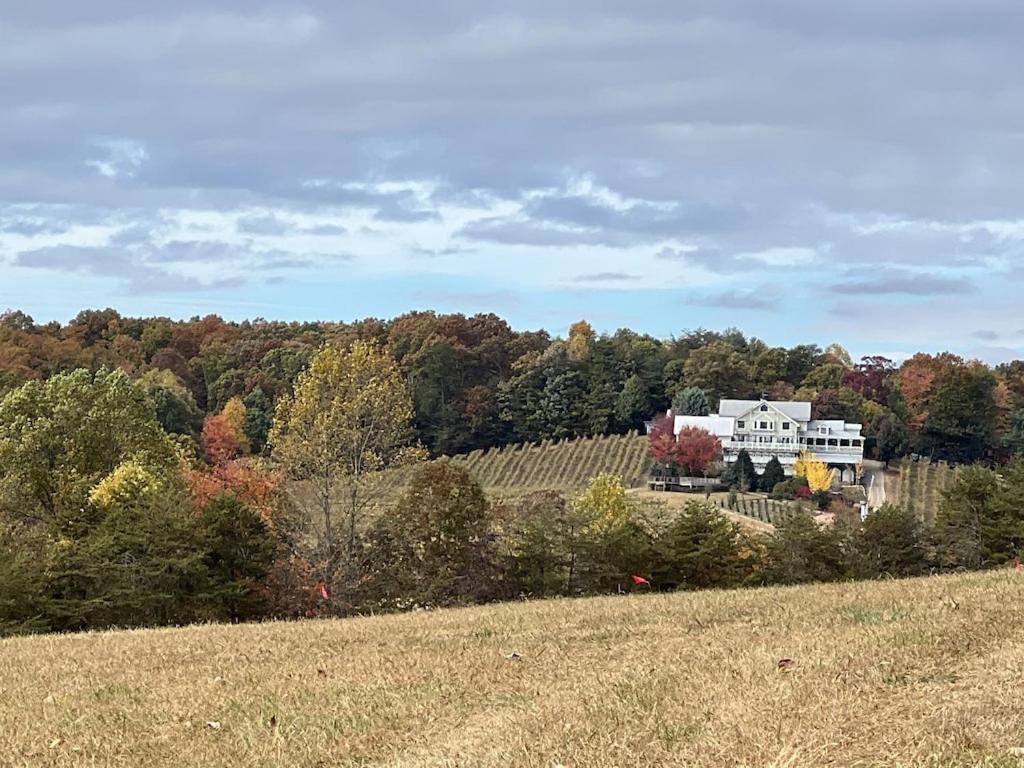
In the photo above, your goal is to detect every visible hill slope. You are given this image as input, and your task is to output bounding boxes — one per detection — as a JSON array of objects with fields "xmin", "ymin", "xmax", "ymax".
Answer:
[
  {"xmin": 3, "ymin": 571, "xmax": 1023, "ymax": 767},
  {"xmin": 385, "ymin": 431, "xmax": 651, "ymax": 495}
]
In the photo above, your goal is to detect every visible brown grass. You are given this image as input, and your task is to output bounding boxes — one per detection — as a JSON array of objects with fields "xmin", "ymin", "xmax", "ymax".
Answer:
[{"xmin": 3, "ymin": 571, "xmax": 1024, "ymax": 767}]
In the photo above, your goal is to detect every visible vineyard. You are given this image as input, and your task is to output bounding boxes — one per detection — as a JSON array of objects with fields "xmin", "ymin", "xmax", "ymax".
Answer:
[
  {"xmin": 885, "ymin": 457, "xmax": 959, "ymax": 521},
  {"xmin": 383, "ymin": 431, "xmax": 651, "ymax": 494},
  {"xmin": 720, "ymin": 495, "xmax": 809, "ymax": 526},
  {"xmin": 449, "ymin": 431, "xmax": 650, "ymax": 492}
]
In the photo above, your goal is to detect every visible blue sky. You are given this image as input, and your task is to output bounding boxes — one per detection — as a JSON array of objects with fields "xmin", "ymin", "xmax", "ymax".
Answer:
[{"xmin": 1, "ymin": 2, "xmax": 1022, "ymax": 361}]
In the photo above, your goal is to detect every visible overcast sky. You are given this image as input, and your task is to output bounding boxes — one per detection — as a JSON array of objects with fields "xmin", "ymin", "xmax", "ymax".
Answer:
[{"xmin": 1, "ymin": 1, "xmax": 1022, "ymax": 360}]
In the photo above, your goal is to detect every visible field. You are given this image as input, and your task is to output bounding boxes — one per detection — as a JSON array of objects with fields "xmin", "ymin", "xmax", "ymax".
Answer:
[
  {"xmin": 4, "ymin": 571, "xmax": 1024, "ymax": 767},
  {"xmin": 387, "ymin": 431, "xmax": 651, "ymax": 495},
  {"xmin": 886, "ymin": 457, "xmax": 960, "ymax": 521}
]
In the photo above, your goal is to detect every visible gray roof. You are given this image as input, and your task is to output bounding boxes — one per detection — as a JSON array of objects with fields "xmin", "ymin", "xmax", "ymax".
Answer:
[{"xmin": 718, "ymin": 399, "xmax": 811, "ymax": 421}]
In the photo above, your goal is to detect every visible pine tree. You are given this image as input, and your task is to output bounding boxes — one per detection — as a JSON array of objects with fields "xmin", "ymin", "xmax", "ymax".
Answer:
[
  {"xmin": 671, "ymin": 386, "xmax": 710, "ymax": 416},
  {"xmin": 723, "ymin": 448, "xmax": 759, "ymax": 491},
  {"xmin": 761, "ymin": 456, "xmax": 786, "ymax": 494}
]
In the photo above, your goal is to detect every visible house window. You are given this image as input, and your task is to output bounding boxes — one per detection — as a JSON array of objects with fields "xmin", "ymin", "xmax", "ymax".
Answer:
[
  {"xmin": 852, "ymin": 439, "xmax": 862, "ymax": 448},
  {"xmin": 782, "ymin": 422, "xmax": 791, "ymax": 430},
  {"xmin": 757, "ymin": 420, "xmax": 771, "ymax": 430},
  {"xmin": 840, "ymin": 439, "xmax": 850, "ymax": 447},
  {"xmin": 760, "ymin": 404, "xmax": 768, "ymax": 411},
  {"xmin": 737, "ymin": 420, "xmax": 745, "ymax": 428}
]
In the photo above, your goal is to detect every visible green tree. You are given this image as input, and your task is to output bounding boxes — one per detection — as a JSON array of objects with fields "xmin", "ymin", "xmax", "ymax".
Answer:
[
  {"xmin": 138, "ymin": 369, "xmax": 204, "ymax": 437},
  {"xmin": 671, "ymin": 386, "xmax": 710, "ymax": 416},
  {"xmin": 683, "ymin": 341, "xmax": 753, "ymax": 403},
  {"xmin": 651, "ymin": 501, "xmax": 745, "ymax": 590},
  {"xmin": 722, "ymin": 449, "xmax": 758, "ymax": 491},
  {"xmin": 0, "ymin": 368, "xmax": 179, "ymax": 527},
  {"xmin": 760, "ymin": 456, "xmax": 786, "ymax": 494},
  {"xmin": 919, "ymin": 364, "xmax": 997, "ymax": 462},
  {"xmin": 497, "ymin": 491, "xmax": 574, "ymax": 597},
  {"xmin": 242, "ymin": 386, "xmax": 274, "ymax": 454},
  {"xmin": 48, "ymin": 466, "xmax": 207, "ymax": 632},
  {"xmin": 850, "ymin": 504, "xmax": 926, "ymax": 578},
  {"xmin": 199, "ymin": 494, "xmax": 277, "ymax": 622},
  {"xmin": 614, "ymin": 374, "xmax": 649, "ymax": 431},
  {"xmin": 869, "ymin": 411, "xmax": 909, "ymax": 463},
  {"xmin": 764, "ymin": 514, "xmax": 849, "ymax": 585}
]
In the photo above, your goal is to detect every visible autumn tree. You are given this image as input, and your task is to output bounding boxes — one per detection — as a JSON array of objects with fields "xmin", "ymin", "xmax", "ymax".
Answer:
[
  {"xmin": 366, "ymin": 462, "xmax": 494, "ymax": 607},
  {"xmin": 675, "ymin": 426, "xmax": 722, "ymax": 477},
  {"xmin": 269, "ymin": 341, "xmax": 422, "ymax": 587},
  {"xmin": 793, "ymin": 451, "xmax": 836, "ymax": 493}
]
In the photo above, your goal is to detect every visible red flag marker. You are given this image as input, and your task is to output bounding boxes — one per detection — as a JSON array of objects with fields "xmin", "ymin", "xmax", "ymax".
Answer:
[
  {"xmin": 631, "ymin": 575, "xmax": 651, "ymax": 587},
  {"xmin": 317, "ymin": 581, "xmax": 330, "ymax": 600}
]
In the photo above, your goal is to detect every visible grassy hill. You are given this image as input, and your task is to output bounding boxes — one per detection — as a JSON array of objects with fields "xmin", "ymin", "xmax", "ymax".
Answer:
[
  {"xmin": 386, "ymin": 431, "xmax": 651, "ymax": 495},
  {"xmin": 4, "ymin": 571, "xmax": 1024, "ymax": 767}
]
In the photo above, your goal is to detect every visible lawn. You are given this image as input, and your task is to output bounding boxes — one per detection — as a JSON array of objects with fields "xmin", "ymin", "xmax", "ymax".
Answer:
[{"xmin": 2, "ymin": 571, "xmax": 1023, "ymax": 767}]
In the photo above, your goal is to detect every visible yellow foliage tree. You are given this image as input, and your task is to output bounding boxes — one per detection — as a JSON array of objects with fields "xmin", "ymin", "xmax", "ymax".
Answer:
[
  {"xmin": 89, "ymin": 461, "xmax": 162, "ymax": 509},
  {"xmin": 573, "ymin": 473, "xmax": 629, "ymax": 535},
  {"xmin": 221, "ymin": 397, "xmax": 250, "ymax": 454},
  {"xmin": 793, "ymin": 451, "xmax": 836, "ymax": 493},
  {"xmin": 269, "ymin": 341, "xmax": 424, "ymax": 580},
  {"xmin": 567, "ymin": 320, "xmax": 596, "ymax": 362}
]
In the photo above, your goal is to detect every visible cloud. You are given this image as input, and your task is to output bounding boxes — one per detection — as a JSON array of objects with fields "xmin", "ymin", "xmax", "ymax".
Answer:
[
  {"xmin": 690, "ymin": 288, "xmax": 782, "ymax": 312},
  {"xmin": 573, "ymin": 272, "xmax": 641, "ymax": 283},
  {"xmin": 13, "ymin": 245, "xmax": 244, "ymax": 293},
  {"xmin": 2, "ymin": 3, "xmax": 1024, "ymax": 352},
  {"xmin": 828, "ymin": 268, "xmax": 972, "ymax": 296}
]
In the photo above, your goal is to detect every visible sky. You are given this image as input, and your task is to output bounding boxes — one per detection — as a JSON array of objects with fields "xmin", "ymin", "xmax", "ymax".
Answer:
[{"xmin": 1, "ymin": 1, "xmax": 1023, "ymax": 361}]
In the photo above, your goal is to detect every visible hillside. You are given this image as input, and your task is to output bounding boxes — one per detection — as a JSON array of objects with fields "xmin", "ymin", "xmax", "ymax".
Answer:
[
  {"xmin": 885, "ymin": 457, "xmax": 961, "ymax": 521},
  {"xmin": 386, "ymin": 431, "xmax": 651, "ymax": 495},
  {"xmin": 3, "ymin": 571, "xmax": 1023, "ymax": 767}
]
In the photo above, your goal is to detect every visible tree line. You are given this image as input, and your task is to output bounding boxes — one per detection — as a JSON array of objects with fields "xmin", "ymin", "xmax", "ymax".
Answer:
[
  {"xmin": 2, "ymin": 337, "xmax": 1023, "ymax": 637},
  {"xmin": 0, "ymin": 308, "xmax": 1019, "ymax": 464}
]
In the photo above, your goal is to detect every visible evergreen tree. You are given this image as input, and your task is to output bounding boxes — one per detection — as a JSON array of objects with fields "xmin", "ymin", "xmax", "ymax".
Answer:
[
  {"xmin": 614, "ymin": 374, "xmax": 649, "ymax": 430},
  {"xmin": 760, "ymin": 456, "xmax": 786, "ymax": 494},
  {"xmin": 671, "ymin": 386, "xmax": 710, "ymax": 416},
  {"xmin": 765, "ymin": 514, "xmax": 849, "ymax": 584},
  {"xmin": 722, "ymin": 449, "xmax": 759, "ymax": 491},
  {"xmin": 851, "ymin": 504, "xmax": 926, "ymax": 578},
  {"xmin": 200, "ymin": 494, "xmax": 277, "ymax": 622},
  {"xmin": 651, "ymin": 501, "xmax": 744, "ymax": 589}
]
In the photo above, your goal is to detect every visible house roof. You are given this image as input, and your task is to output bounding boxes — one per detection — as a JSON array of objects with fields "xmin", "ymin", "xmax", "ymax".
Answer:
[
  {"xmin": 807, "ymin": 420, "xmax": 864, "ymax": 439},
  {"xmin": 674, "ymin": 414, "xmax": 735, "ymax": 439},
  {"xmin": 718, "ymin": 399, "xmax": 811, "ymax": 421}
]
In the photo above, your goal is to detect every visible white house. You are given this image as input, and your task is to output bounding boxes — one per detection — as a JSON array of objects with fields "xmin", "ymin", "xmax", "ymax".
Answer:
[{"xmin": 667, "ymin": 398, "xmax": 864, "ymax": 483}]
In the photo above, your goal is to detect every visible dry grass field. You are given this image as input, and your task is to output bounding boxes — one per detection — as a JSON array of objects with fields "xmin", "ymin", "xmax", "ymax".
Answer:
[{"xmin": 3, "ymin": 571, "xmax": 1024, "ymax": 767}]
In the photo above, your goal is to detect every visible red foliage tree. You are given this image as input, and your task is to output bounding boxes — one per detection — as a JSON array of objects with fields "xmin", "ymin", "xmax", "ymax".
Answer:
[
  {"xmin": 674, "ymin": 426, "xmax": 722, "ymax": 476},
  {"xmin": 842, "ymin": 355, "xmax": 894, "ymax": 404},
  {"xmin": 649, "ymin": 416, "xmax": 721, "ymax": 477},
  {"xmin": 201, "ymin": 412, "xmax": 242, "ymax": 465}
]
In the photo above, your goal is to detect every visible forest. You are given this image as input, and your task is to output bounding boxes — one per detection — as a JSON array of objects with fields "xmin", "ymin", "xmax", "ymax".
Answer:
[
  {"xmin": 0, "ymin": 307, "xmax": 1016, "ymax": 464},
  {"xmin": 1, "ymin": 307, "xmax": 1022, "ymax": 637}
]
